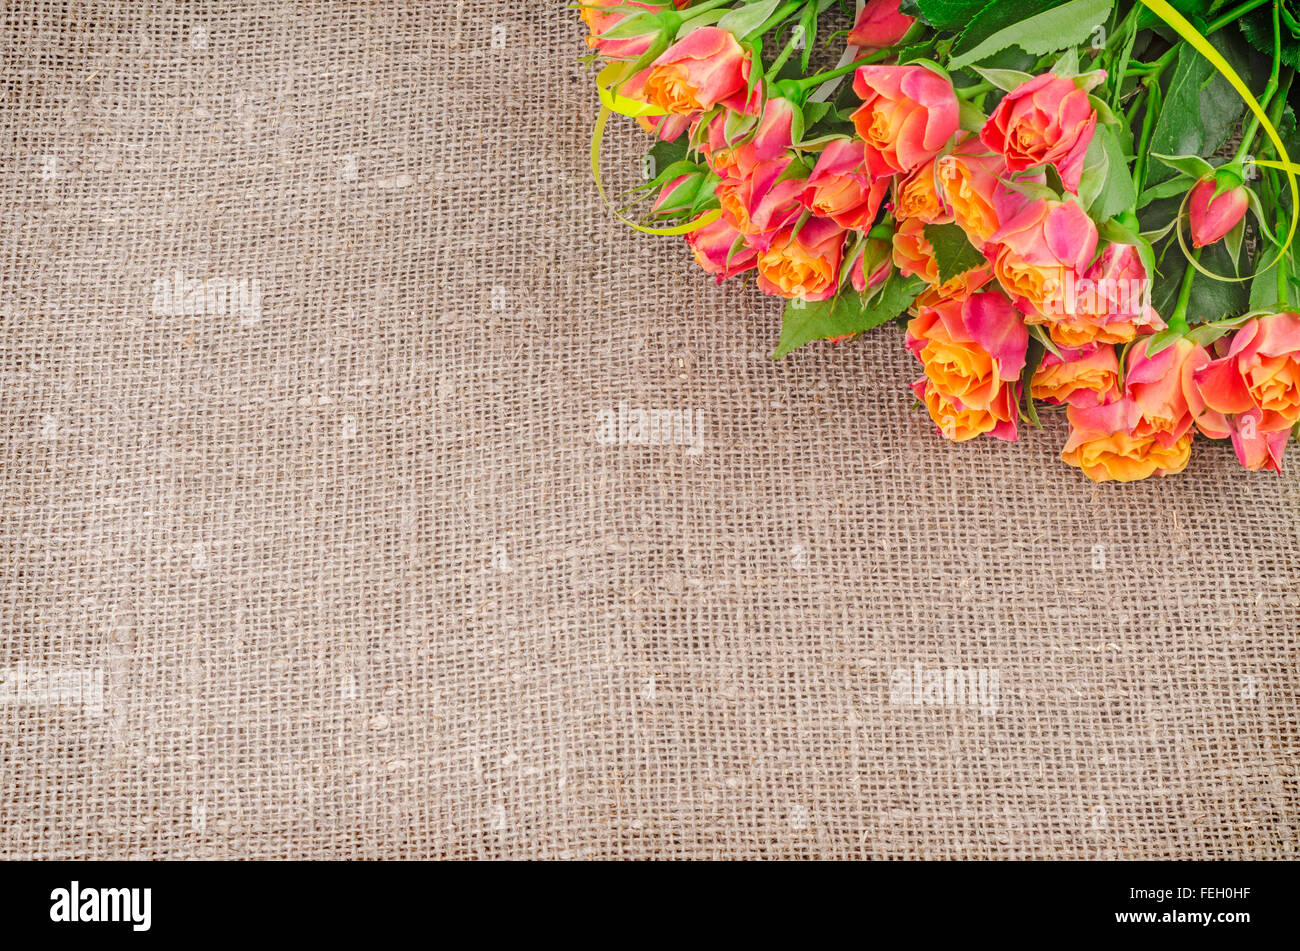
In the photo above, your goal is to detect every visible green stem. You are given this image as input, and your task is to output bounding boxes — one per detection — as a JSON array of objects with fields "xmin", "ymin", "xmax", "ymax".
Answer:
[
  {"xmin": 1122, "ymin": 81, "xmax": 1150, "ymax": 125},
  {"xmin": 1264, "ymin": 167, "xmax": 1290, "ymax": 304},
  {"xmin": 1124, "ymin": 44, "xmax": 1177, "ymax": 78},
  {"xmin": 1169, "ymin": 247, "xmax": 1201, "ymax": 331},
  {"xmin": 1132, "ymin": 77, "xmax": 1161, "ymax": 194},
  {"xmin": 956, "ymin": 80, "xmax": 995, "ymax": 100},
  {"xmin": 1206, "ymin": 0, "xmax": 1272, "ymax": 32},
  {"xmin": 766, "ymin": 25, "xmax": 802, "ymax": 76},
  {"xmin": 1123, "ymin": 0, "xmax": 1264, "ymax": 80},
  {"xmin": 1279, "ymin": 205, "xmax": 1289, "ymax": 304},
  {"xmin": 1108, "ymin": 0, "xmax": 1141, "ymax": 46},
  {"xmin": 1231, "ymin": 0, "xmax": 1283, "ymax": 163},
  {"xmin": 792, "ymin": 48, "xmax": 890, "ymax": 89}
]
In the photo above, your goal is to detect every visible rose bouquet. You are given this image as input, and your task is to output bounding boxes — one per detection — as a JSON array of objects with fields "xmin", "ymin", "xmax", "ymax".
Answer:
[{"xmin": 578, "ymin": 0, "xmax": 1300, "ymax": 480}]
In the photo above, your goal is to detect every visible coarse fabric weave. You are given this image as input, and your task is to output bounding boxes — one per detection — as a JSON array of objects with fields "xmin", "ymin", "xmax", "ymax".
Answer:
[{"xmin": 1, "ymin": 0, "xmax": 1297, "ymax": 860}]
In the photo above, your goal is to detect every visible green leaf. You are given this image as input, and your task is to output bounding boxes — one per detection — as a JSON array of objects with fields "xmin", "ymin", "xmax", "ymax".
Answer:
[
  {"xmin": 715, "ymin": 0, "xmax": 782, "ymax": 40},
  {"xmin": 598, "ymin": 11, "xmax": 659, "ymax": 40},
  {"xmin": 855, "ymin": 273, "xmax": 927, "ymax": 331},
  {"xmin": 1050, "ymin": 47, "xmax": 1079, "ymax": 77},
  {"xmin": 923, "ymin": 222, "xmax": 986, "ymax": 283},
  {"xmin": 1028, "ymin": 324, "xmax": 1062, "ymax": 359},
  {"xmin": 1239, "ymin": 3, "xmax": 1300, "ymax": 70},
  {"xmin": 1075, "ymin": 128, "xmax": 1108, "ymax": 213},
  {"xmin": 1144, "ymin": 38, "xmax": 1255, "ymax": 190},
  {"xmin": 1141, "ymin": 326, "xmax": 1180, "ymax": 358},
  {"xmin": 1225, "ymin": 217, "xmax": 1245, "ymax": 275},
  {"xmin": 1184, "ymin": 314, "xmax": 1253, "ymax": 348},
  {"xmin": 958, "ymin": 99, "xmax": 987, "ymax": 133},
  {"xmin": 773, "ymin": 296, "xmax": 830, "ymax": 359},
  {"xmin": 1150, "ymin": 239, "xmax": 1250, "ymax": 324},
  {"xmin": 1019, "ymin": 336, "xmax": 1045, "ymax": 428},
  {"xmin": 911, "ymin": 0, "xmax": 996, "ymax": 30},
  {"xmin": 647, "ymin": 138, "xmax": 688, "ymax": 177},
  {"xmin": 797, "ymin": 2, "xmax": 817, "ymax": 72},
  {"xmin": 1149, "ymin": 152, "xmax": 1215, "ymax": 181},
  {"xmin": 949, "ymin": 0, "xmax": 1113, "ymax": 72},
  {"xmin": 1249, "ymin": 251, "xmax": 1300, "ymax": 311},
  {"xmin": 1085, "ymin": 125, "xmax": 1137, "ymax": 222},
  {"xmin": 771, "ymin": 273, "xmax": 923, "ymax": 359},
  {"xmin": 971, "ymin": 66, "xmax": 1034, "ymax": 91}
]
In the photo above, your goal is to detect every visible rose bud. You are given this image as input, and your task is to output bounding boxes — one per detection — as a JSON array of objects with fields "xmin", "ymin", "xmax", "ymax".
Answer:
[
  {"xmin": 582, "ymin": 1, "xmax": 682, "ymax": 60},
  {"xmin": 849, "ymin": 238, "xmax": 893, "ymax": 293},
  {"xmin": 847, "ymin": 0, "xmax": 915, "ymax": 51},
  {"xmin": 1188, "ymin": 177, "xmax": 1249, "ymax": 248}
]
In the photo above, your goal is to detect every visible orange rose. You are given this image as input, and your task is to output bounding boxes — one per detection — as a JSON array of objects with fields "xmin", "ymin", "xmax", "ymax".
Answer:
[
  {"xmin": 1030, "ymin": 344, "xmax": 1120, "ymax": 407},
  {"xmin": 756, "ymin": 218, "xmax": 845, "ymax": 301},
  {"xmin": 642, "ymin": 27, "xmax": 756, "ymax": 115},
  {"xmin": 894, "ymin": 157, "xmax": 951, "ymax": 224},
  {"xmin": 935, "ymin": 140, "xmax": 1039, "ymax": 247},
  {"xmin": 906, "ymin": 290, "xmax": 1027, "ymax": 441},
  {"xmin": 1060, "ymin": 399, "xmax": 1192, "ymax": 482},
  {"xmin": 911, "ymin": 377, "xmax": 1009, "ymax": 441}
]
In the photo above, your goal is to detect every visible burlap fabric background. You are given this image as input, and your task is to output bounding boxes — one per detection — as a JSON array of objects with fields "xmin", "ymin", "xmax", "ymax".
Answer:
[{"xmin": 1, "ymin": 0, "xmax": 1297, "ymax": 860}]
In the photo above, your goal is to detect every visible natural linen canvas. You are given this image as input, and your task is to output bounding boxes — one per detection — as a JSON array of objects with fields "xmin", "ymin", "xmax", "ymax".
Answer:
[{"xmin": 1, "ymin": 0, "xmax": 1297, "ymax": 860}]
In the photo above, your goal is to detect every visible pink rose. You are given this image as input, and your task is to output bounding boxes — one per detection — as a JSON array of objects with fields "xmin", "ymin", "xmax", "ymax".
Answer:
[
  {"xmin": 1124, "ymin": 337, "xmax": 1216, "ymax": 445},
  {"xmin": 1035, "ymin": 242, "xmax": 1163, "ymax": 348},
  {"xmin": 852, "ymin": 65, "xmax": 959, "ymax": 177},
  {"xmin": 1225, "ymin": 410, "xmax": 1289, "ymax": 473},
  {"xmin": 1194, "ymin": 312, "xmax": 1300, "ymax": 434},
  {"xmin": 685, "ymin": 216, "xmax": 757, "ymax": 283},
  {"xmin": 801, "ymin": 138, "xmax": 890, "ymax": 229},
  {"xmin": 714, "ymin": 155, "xmax": 806, "ymax": 251},
  {"xmin": 989, "ymin": 198, "xmax": 1097, "ymax": 318},
  {"xmin": 980, "ymin": 73, "xmax": 1097, "ymax": 193},
  {"xmin": 642, "ymin": 27, "xmax": 756, "ymax": 115}
]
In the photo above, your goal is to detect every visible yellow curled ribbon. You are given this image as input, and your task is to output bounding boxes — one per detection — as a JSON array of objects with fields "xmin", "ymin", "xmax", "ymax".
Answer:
[
  {"xmin": 1138, "ymin": 0, "xmax": 1299, "ymax": 269},
  {"xmin": 590, "ymin": 61, "xmax": 722, "ymax": 236}
]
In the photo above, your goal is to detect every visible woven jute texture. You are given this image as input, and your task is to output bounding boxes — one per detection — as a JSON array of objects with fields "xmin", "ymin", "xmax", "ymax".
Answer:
[{"xmin": 1, "ymin": 1, "xmax": 1297, "ymax": 860}]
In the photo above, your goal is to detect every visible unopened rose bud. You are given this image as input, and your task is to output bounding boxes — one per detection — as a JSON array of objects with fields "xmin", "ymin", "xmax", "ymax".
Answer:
[
  {"xmin": 1188, "ymin": 177, "xmax": 1248, "ymax": 249},
  {"xmin": 847, "ymin": 0, "xmax": 915, "ymax": 51}
]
